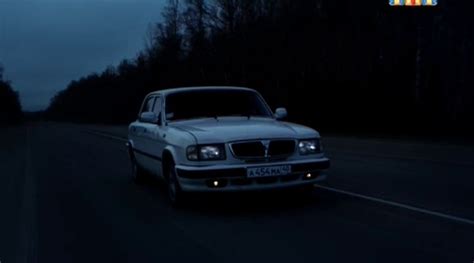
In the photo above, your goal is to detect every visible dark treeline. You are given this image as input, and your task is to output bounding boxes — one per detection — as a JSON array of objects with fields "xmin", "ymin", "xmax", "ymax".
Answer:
[
  {"xmin": 0, "ymin": 65, "xmax": 22, "ymax": 125},
  {"xmin": 46, "ymin": 0, "xmax": 474, "ymax": 135}
]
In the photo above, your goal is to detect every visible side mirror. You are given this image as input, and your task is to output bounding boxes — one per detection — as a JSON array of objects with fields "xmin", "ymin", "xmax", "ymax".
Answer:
[
  {"xmin": 274, "ymin": 107, "xmax": 288, "ymax": 120},
  {"xmin": 139, "ymin": 112, "xmax": 159, "ymax": 124}
]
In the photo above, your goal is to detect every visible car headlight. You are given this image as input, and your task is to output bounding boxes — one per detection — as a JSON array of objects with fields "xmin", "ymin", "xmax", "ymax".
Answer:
[
  {"xmin": 187, "ymin": 145, "xmax": 226, "ymax": 161},
  {"xmin": 298, "ymin": 139, "xmax": 321, "ymax": 155}
]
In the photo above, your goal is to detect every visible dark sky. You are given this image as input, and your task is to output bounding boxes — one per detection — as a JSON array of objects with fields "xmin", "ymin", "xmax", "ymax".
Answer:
[{"xmin": 0, "ymin": 0, "xmax": 165, "ymax": 111}]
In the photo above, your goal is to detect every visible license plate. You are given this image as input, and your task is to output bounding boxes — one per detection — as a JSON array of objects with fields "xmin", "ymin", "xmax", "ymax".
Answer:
[{"xmin": 247, "ymin": 165, "xmax": 292, "ymax": 178}]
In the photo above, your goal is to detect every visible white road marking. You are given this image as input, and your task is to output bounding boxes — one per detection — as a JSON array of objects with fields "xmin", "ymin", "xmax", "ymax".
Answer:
[
  {"xmin": 314, "ymin": 184, "xmax": 474, "ymax": 226},
  {"xmin": 85, "ymin": 130, "xmax": 128, "ymax": 142},
  {"xmin": 327, "ymin": 150, "xmax": 474, "ymax": 167}
]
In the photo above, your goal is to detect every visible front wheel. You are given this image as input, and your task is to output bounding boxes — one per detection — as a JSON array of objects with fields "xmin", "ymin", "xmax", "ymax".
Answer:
[
  {"xmin": 132, "ymin": 160, "xmax": 147, "ymax": 183},
  {"xmin": 129, "ymin": 148, "xmax": 147, "ymax": 184},
  {"xmin": 167, "ymin": 164, "xmax": 186, "ymax": 206}
]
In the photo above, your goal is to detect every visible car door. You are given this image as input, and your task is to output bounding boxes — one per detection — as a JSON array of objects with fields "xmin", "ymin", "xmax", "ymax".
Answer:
[
  {"xmin": 132, "ymin": 95, "xmax": 156, "ymax": 170},
  {"xmin": 140, "ymin": 95, "xmax": 165, "ymax": 177}
]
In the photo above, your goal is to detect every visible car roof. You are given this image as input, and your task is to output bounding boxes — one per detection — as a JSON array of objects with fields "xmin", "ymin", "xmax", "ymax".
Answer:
[{"xmin": 146, "ymin": 86, "xmax": 256, "ymax": 97}]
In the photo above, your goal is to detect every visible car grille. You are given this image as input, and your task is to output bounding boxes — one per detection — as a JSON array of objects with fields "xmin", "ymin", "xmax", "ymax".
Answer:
[
  {"xmin": 230, "ymin": 140, "xmax": 295, "ymax": 160},
  {"xmin": 231, "ymin": 142, "xmax": 266, "ymax": 158},
  {"xmin": 268, "ymin": 140, "xmax": 296, "ymax": 156}
]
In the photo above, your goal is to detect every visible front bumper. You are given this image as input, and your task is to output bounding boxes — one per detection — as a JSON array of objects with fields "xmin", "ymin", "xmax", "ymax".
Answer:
[{"xmin": 175, "ymin": 158, "xmax": 330, "ymax": 192}]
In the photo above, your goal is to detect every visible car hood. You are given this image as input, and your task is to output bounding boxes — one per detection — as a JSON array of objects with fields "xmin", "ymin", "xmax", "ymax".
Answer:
[{"xmin": 171, "ymin": 117, "xmax": 319, "ymax": 144}]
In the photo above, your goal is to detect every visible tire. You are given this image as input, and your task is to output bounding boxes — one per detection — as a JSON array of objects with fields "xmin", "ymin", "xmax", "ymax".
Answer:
[
  {"xmin": 288, "ymin": 184, "xmax": 314, "ymax": 198},
  {"xmin": 299, "ymin": 184, "xmax": 315, "ymax": 193},
  {"xmin": 166, "ymin": 162, "xmax": 186, "ymax": 206},
  {"xmin": 296, "ymin": 184, "xmax": 315, "ymax": 199},
  {"xmin": 129, "ymin": 149, "xmax": 147, "ymax": 184}
]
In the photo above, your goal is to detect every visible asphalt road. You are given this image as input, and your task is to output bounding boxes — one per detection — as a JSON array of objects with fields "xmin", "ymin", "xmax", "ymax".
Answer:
[{"xmin": 1, "ymin": 123, "xmax": 474, "ymax": 263}]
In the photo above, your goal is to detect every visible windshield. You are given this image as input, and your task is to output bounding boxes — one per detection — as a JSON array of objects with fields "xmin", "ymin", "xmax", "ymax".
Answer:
[{"xmin": 165, "ymin": 89, "xmax": 273, "ymax": 121}]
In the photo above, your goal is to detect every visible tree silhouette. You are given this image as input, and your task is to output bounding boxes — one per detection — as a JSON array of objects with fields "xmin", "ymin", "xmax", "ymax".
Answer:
[
  {"xmin": 45, "ymin": 0, "xmax": 474, "ymax": 135},
  {"xmin": 0, "ymin": 64, "xmax": 23, "ymax": 125}
]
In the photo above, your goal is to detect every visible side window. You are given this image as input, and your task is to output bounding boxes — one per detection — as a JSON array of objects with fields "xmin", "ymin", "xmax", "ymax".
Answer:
[
  {"xmin": 153, "ymin": 96, "xmax": 163, "ymax": 125},
  {"xmin": 141, "ymin": 96, "xmax": 156, "ymax": 114},
  {"xmin": 153, "ymin": 96, "xmax": 162, "ymax": 115}
]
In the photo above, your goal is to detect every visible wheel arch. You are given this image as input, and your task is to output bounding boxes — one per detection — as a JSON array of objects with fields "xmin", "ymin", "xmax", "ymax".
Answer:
[
  {"xmin": 126, "ymin": 140, "xmax": 136, "ymax": 160},
  {"xmin": 162, "ymin": 147, "xmax": 177, "ymax": 180}
]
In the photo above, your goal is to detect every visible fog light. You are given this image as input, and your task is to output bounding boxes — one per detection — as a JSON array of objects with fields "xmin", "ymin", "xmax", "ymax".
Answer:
[{"xmin": 206, "ymin": 179, "xmax": 228, "ymax": 188}]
